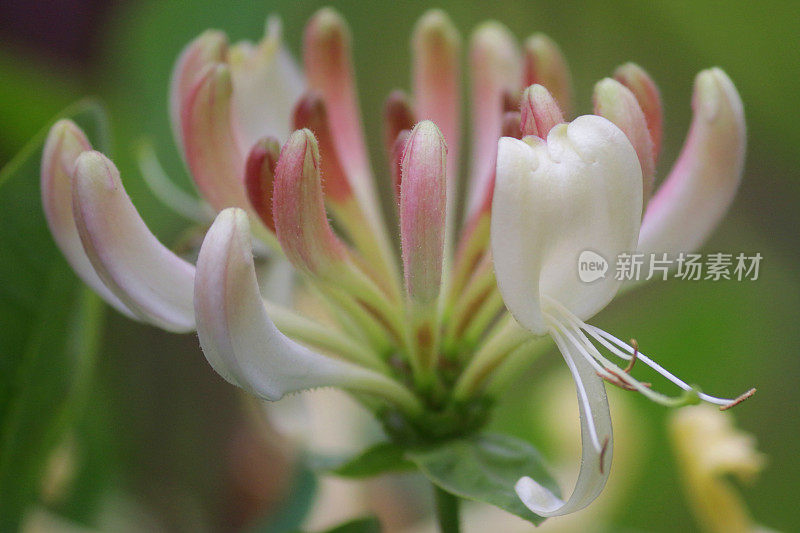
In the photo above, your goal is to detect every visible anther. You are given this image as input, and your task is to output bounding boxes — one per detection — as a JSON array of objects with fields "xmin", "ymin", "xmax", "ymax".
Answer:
[
  {"xmin": 624, "ymin": 338, "xmax": 639, "ymax": 373},
  {"xmin": 719, "ymin": 388, "xmax": 756, "ymax": 411}
]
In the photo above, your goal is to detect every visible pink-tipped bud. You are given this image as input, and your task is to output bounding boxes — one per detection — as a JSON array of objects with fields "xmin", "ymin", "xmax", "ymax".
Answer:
[
  {"xmin": 384, "ymin": 91, "xmax": 416, "ymax": 163},
  {"xmin": 520, "ymin": 84, "xmax": 565, "ymax": 138},
  {"xmin": 614, "ymin": 63, "xmax": 663, "ymax": 163},
  {"xmin": 181, "ymin": 63, "xmax": 248, "ymax": 212},
  {"xmin": 594, "ymin": 78, "xmax": 656, "ymax": 206},
  {"xmin": 501, "ymin": 111, "xmax": 522, "ymax": 139},
  {"xmin": 170, "ymin": 30, "xmax": 228, "ymax": 147},
  {"xmin": 467, "ymin": 21, "xmax": 521, "ymax": 216},
  {"xmin": 391, "ymin": 129, "xmax": 412, "ymax": 204},
  {"xmin": 292, "ymin": 93, "xmax": 352, "ymax": 203},
  {"xmin": 639, "ymin": 68, "xmax": 745, "ymax": 256},
  {"xmin": 245, "ymin": 137, "xmax": 281, "ymax": 233},
  {"xmin": 400, "ymin": 121, "xmax": 447, "ymax": 305},
  {"xmin": 304, "ymin": 9, "xmax": 373, "ymax": 191},
  {"xmin": 273, "ymin": 129, "xmax": 349, "ymax": 277},
  {"xmin": 412, "ymin": 10, "xmax": 462, "ymax": 204},
  {"xmin": 523, "ymin": 33, "xmax": 573, "ymax": 116}
]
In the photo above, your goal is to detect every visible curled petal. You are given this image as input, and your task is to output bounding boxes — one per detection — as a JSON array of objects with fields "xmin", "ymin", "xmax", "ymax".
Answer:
[
  {"xmin": 594, "ymin": 78, "xmax": 655, "ymax": 206},
  {"xmin": 614, "ymin": 63, "xmax": 663, "ymax": 162},
  {"xmin": 244, "ymin": 137, "xmax": 281, "ymax": 232},
  {"xmin": 229, "ymin": 16, "xmax": 305, "ymax": 148},
  {"xmin": 195, "ymin": 208, "xmax": 423, "ymax": 414},
  {"xmin": 516, "ymin": 328, "xmax": 612, "ymax": 516},
  {"xmin": 492, "ymin": 117, "xmax": 642, "ymax": 335},
  {"xmin": 523, "ymin": 34, "xmax": 573, "ymax": 116},
  {"xmin": 273, "ymin": 129, "xmax": 349, "ymax": 277},
  {"xmin": 401, "ymin": 121, "xmax": 447, "ymax": 305},
  {"xmin": 40, "ymin": 120, "xmax": 134, "ymax": 318},
  {"xmin": 466, "ymin": 21, "xmax": 520, "ymax": 217},
  {"xmin": 169, "ymin": 30, "xmax": 228, "ymax": 150},
  {"xmin": 520, "ymin": 84, "xmax": 564, "ymax": 138},
  {"xmin": 72, "ymin": 151, "xmax": 195, "ymax": 332},
  {"xmin": 638, "ymin": 68, "xmax": 745, "ymax": 255}
]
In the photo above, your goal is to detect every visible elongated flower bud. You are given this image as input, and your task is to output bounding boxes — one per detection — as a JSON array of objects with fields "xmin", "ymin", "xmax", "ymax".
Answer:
[
  {"xmin": 413, "ymin": 10, "xmax": 461, "ymax": 240},
  {"xmin": 304, "ymin": 8, "xmax": 375, "ymax": 206},
  {"xmin": 639, "ymin": 68, "xmax": 745, "ymax": 255},
  {"xmin": 169, "ymin": 30, "xmax": 228, "ymax": 148},
  {"xmin": 594, "ymin": 78, "xmax": 655, "ymax": 206},
  {"xmin": 467, "ymin": 21, "xmax": 520, "ymax": 216},
  {"xmin": 523, "ymin": 33, "xmax": 573, "ymax": 116},
  {"xmin": 181, "ymin": 63, "xmax": 247, "ymax": 212},
  {"xmin": 401, "ymin": 121, "xmax": 447, "ymax": 305},
  {"xmin": 244, "ymin": 137, "xmax": 281, "ymax": 232},
  {"xmin": 614, "ymin": 62, "xmax": 663, "ymax": 162},
  {"xmin": 292, "ymin": 92, "xmax": 352, "ymax": 204},
  {"xmin": 273, "ymin": 129, "xmax": 348, "ymax": 277}
]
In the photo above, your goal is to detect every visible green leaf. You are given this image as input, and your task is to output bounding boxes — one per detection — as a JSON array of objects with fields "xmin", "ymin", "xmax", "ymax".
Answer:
[
  {"xmin": 316, "ymin": 442, "xmax": 415, "ymax": 479},
  {"xmin": 290, "ymin": 516, "xmax": 382, "ymax": 533},
  {"xmin": 320, "ymin": 516, "xmax": 382, "ymax": 533},
  {"xmin": 406, "ymin": 433, "xmax": 559, "ymax": 525},
  {"xmin": 0, "ymin": 100, "xmax": 110, "ymax": 529}
]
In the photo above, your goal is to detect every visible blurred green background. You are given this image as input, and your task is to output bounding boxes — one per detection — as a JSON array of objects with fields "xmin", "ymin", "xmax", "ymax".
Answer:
[{"xmin": 1, "ymin": 0, "xmax": 798, "ymax": 531}]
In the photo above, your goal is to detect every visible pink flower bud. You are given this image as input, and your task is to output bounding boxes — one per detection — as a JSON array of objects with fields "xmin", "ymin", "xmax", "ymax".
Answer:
[
  {"xmin": 273, "ymin": 129, "xmax": 348, "ymax": 277},
  {"xmin": 400, "ymin": 121, "xmax": 447, "ymax": 305},
  {"xmin": 520, "ymin": 84, "xmax": 564, "ymax": 138}
]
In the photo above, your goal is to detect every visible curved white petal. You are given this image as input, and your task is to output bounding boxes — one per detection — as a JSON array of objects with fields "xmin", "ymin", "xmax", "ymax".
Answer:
[
  {"xmin": 491, "ymin": 116, "xmax": 642, "ymax": 335},
  {"xmin": 72, "ymin": 151, "xmax": 195, "ymax": 333},
  {"xmin": 40, "ymin": 120, "xmax": 134, "ymax": 319},
  {"xmin": 638, "ymin": 68, "xmax": 745, "ymax": 255},
  {"xmin": 516, "ymin": 327, "xmax": 612, "ymax": 516},
  {"xmin": 230, "ymin": 17, "xmax": 305, "ymax": 147},
  {"xmin": 195, "ymin": 208, "xmax": 422, "ymax": 414}
]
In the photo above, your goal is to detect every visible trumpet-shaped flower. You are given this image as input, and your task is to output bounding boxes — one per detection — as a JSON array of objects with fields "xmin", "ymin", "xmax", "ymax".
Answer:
[{"xmin": 40, "ymin": 5, "xmax": 752, "ymax": 525}]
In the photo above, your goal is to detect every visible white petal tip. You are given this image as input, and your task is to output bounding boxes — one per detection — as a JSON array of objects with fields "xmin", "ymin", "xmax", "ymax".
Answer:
[{"xmin": 515, "ymin": 477, "xmax": 564, "ymax": 517}]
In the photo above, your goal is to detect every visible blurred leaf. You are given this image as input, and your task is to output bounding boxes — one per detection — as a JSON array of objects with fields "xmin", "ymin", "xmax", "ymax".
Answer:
[
  {"xmin": 317, "ymin": 516, "xmax": 382, "ymax": 533},
  {"xmin": 407, "ymin": 433, "xmax": 558, "ymax": 525},
  {"xmin": 0, "ymin": 100, "xmax": 110, "ymax": 528},
  {"xmin": 315, "ymin": 442, "xmax": 414, "ymax": 479},
  {"xmin": 254, "ymin": 466, "xmax": 317, "ymax": 533}
]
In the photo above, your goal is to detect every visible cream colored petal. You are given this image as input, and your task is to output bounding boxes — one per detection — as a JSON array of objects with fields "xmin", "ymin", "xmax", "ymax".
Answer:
[
  {"xmin": 40, "ymin": 120, "xmax": 134, "ymax": 319},
  {"xmin": 72, "ymin": 151, "xmax": 195, "ymax": 332},
  {"xmin": 194, "ymin": 208, "xmax": 423, "ymax": 414},
  {"xmin": 638, "ymin": 68, "xmax": 745, "ymax": 255},
  {"xmin": 491, "ymin": 116, "xmax": 642, "ymax": 335}
]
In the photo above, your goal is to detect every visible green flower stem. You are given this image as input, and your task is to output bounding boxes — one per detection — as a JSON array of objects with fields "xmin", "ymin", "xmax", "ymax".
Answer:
[{"xmin": 434, "ymin": 485, "xmax": 461, "ymax": 533}]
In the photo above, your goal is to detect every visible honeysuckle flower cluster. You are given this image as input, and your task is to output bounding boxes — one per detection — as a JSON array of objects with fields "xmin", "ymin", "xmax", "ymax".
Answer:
[{"xmin": 40, "ymin": 7, "xmax": 753, "ymax": 524}]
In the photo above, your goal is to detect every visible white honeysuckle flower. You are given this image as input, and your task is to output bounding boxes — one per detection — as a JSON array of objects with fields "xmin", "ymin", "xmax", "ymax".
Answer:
[
  {"xmin": 40, "ymin": 6, "xmax": 752, "ymax": 524},
  {"xmin": 492, "ymin": 71, "xmax": 751, "ymax": 516}
]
